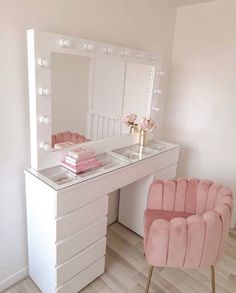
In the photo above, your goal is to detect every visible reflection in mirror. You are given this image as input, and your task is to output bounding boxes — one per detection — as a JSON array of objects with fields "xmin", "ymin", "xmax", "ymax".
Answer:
[
  {"xmin": 90, "ymin": 59, "xmax": 125, "ymax": 140},
  {"xmin": 51, "ymin": 53, "xmax": 90, "ymax": 150},
  {"xmin": 51, "ymin": 53, "xmax": 155, "ymax": 150},
  {"xmin": 122, "ymin": 63, "xmax": 155, "ymax": 133}
]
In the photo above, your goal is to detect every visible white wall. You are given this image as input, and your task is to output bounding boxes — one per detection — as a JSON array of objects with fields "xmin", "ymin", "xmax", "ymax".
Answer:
[
  {"xmin": 0, "ymin": 0, "xmax": 177, "ymax": 290},
  {"xmin": 163, "ymin": 0, "xmax": 236, "ymax": 225}
]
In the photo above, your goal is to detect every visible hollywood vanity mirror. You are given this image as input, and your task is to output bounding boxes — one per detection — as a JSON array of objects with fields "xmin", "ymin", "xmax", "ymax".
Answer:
[{"xmin": 27, "ymin": 29, "xmax": 164, "ymax": 170}]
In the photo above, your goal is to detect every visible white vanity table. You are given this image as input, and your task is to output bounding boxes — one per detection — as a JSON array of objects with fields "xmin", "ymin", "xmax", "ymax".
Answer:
[
  {"xmin": 25, "ymin": 29, "xmax": 180, "ymax": 292},
  {"xmin": 25, "ymin": 140, "xmax": 179, "ymax": 293}
]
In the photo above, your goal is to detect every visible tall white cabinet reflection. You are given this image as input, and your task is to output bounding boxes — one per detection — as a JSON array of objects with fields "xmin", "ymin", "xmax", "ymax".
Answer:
[{"xmin": 89, "ymin": 59, "xmax": 126, "ymax": 139}]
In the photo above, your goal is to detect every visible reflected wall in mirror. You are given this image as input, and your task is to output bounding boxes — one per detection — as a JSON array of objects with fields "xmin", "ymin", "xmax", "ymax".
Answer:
[
  {"xmin": 90, "ymin": 59, "xmax": 126, "ymax": 140},
  {"xmin": 51, "ymin": 54, "xmax": 155, "ymax": 150},
  {"xmin": 51, "ymin": 53, "xmax": 90, "ymax": 149}
]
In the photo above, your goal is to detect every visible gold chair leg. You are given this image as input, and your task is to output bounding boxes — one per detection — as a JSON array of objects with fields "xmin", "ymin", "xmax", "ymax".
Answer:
[
  {"xmin": 211, "ymin": 265, "xmax": 216, "ymax": 293},
  {"xmin": 145, "ymin": 266, "xmax": 154, "ymax": 293}
]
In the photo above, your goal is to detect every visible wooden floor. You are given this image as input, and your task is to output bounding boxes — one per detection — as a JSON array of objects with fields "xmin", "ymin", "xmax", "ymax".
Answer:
[{"xmin": 4, "ymin": 223, "xmax": 236, "ymax": 293}]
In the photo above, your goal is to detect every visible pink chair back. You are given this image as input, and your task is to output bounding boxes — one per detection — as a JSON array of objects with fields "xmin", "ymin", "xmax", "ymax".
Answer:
[{"xmin": 52, "ymin": 131, "xmax": 88, "ymax": 147}]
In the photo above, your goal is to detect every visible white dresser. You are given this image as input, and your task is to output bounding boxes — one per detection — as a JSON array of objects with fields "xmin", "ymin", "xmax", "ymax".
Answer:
[{"xmin": 25, "ymin": 141, "xmax": 180, "ymax": 293}]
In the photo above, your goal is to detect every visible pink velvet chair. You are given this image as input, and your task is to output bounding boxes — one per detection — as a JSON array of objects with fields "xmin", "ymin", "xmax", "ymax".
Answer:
[{"xmin": 144, "ymin": 178, "xmax": 233, "ymax": 293}]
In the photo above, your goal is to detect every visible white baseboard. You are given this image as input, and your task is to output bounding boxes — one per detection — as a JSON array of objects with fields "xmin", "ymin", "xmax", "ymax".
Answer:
[{"xmin": 0, "ymin": 267, "xmax": 29, "ymax": 292}]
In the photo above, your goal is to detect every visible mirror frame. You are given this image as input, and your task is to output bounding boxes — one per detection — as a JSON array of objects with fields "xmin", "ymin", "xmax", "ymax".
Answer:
[{"xmin": 27, "ymin": 29, "xmax": 163, "ymax": 170}]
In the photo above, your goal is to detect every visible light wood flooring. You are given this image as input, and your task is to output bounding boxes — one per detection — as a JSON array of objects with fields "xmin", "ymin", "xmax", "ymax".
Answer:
[{"xmin": 4, "ymin": 223, "xmax": 236, "ymax": 293}]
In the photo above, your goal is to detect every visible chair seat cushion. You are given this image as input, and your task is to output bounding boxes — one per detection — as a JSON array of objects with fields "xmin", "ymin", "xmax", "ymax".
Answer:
[{"xmin": 144, "ymin": 209, "xmax": 193, "ymax": 252}]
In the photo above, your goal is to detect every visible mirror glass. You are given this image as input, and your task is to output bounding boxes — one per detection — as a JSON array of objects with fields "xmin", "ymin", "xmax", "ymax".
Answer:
[{"xmin": 51, "ymin": 52, "xmax": 155, "ymax": 150}]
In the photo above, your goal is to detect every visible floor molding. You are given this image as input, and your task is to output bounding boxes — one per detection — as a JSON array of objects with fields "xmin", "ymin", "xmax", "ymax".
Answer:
[{"xmin": 0, "ymin": 267, "xmax": 29, "ymax": 292}]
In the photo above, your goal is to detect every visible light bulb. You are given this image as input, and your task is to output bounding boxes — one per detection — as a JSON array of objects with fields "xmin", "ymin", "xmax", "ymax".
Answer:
[
  {"xmin": 59, "ymin": 39, "xmax": 72, "ymax": 48},
  {"xmin": 136, "ymin": 52, "xmax": 144, "ymax": 59},
  {"xmin": 154, "ymin": 89, "xmax": 162, "ymax": 95},
  {"xmin": 104, "ymin": 47, "xmax": 113, "ymax": 54},
  {"xmin": 121, "ymin": 50, "xmax": 129, "ymax": 57},
  {"xmin": 156, "ymin": 70, "xmax": 165, "ymax": 76},
  {"xmin": 149, "ymin": 55, "xmax": 156, "ymax": 61},
  {"xmin": 83, "ymin": 43, "xmax": 94, "ymax": 51},
  {"xmin": 152, "ymin": 106, "xmax": 160, "ymax": 112},
  {"xmin": 38, "ymin": 88, "xmax": 51, "ymax": 96},
  {"xmin": 40, "ymin": 142, "xmax": 51, "ymax": 152},
  {"xmin": 39, "ymin": 116, "xmax": 51, "ymax": 125},
  {"xmin": 38, "ymin": 58, "xmax": 49, "ymax": 67}
]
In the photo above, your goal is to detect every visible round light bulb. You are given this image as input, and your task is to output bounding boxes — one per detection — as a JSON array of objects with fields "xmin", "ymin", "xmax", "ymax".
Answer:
[
  {"xmin": 38, "ymin": 88, "xmax": 51, "ymax": 96},
  {"xmin": 156, "ymin": 70, "xmax": 165, "ymax": 76},
  {"xmin": 149, "ymin": 55, "xmax": 156, "ymax": 61},
  {"xmin": 38, "ymin": 58, "xmax": 49, "ymax": 67},
  {"xmin": 136, "ymin": 52, "xmax": 144, "ymax": 59},
  {"xmin": 104, "ymin": 47, "xmax": 113, "ymax": 55},
  {"xmin": 40, "ymin": 142, "xmax": 51, "ymax": 152},
  {"xmin": 121, "ymin": 50, "xmax": 129, "ymax": 57},
  {"xmin": 154, "ymin": 89, "xmax": 162, "ymax": 95},
  {"xmin": 152, "ymin": 106, "xmax": 160, "ymax": 112},
  {"xmin": 59, "ymin": 39, "xmax": 72, "ymax": 48},
  {"xmin": 39, "ymin": 116, "xmax": 51, "ymax": 125},
  {"xmin": 83, "ymin": 43, "xmax": 94, "ymax": 51}
]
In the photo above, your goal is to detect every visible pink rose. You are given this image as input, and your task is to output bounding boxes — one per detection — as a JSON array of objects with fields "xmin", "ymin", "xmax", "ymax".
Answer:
[
  {"xmin": 122, "ymin": 113, "xmax": 137, "ymax": 127},
  {"xmin": 139, "ymin": 117, "xmax": 156, "ymax": 131}
]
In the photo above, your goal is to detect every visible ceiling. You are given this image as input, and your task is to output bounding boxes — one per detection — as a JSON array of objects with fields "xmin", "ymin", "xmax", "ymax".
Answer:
[{"xmin": 172, "ymin": 0, "xmax": 215, "ymax": 6}]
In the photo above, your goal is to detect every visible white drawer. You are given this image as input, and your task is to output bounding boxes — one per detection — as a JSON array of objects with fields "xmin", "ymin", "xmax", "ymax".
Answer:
[
  {"xmin": 56, "ymin": 196, "xmax": 108, "ymax": 241},
  {"xmin": 57, "ymin": 238, "xmax": 106, "ymax": 286},
  {"xmin": 56, "ymin": 217, "xmax": 107, "ymax": 265},
  {"xmin": 57, "ymin": 256, "xmax": 105, "ymax": 293},
  {"xmin": 57, "ymin": 183, "xmax": 107, "ymax": 217}
]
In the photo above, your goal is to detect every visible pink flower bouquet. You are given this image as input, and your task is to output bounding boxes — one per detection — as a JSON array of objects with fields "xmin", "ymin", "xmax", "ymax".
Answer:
[{"xmin": 139, "ymin": 117, "xmax": 156, "ymax": 132}]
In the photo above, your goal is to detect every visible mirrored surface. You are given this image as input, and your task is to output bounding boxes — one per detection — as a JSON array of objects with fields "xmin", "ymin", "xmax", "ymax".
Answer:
[
  {"xmin": 51, "ymin": 53, "xmax": 90, "ymax": 148},
  {"xmin": 51, "ymin": 53, "xmax": 155, "ymax": 150}
]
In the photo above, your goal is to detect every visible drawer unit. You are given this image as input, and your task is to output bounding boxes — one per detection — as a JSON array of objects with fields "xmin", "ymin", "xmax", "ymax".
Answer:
[
  {"xmin": 56, "ymin": 196, "xmax": 108, "ymax": 241},
  {"xmin": 57, "ymin": 238, "xmax": 106, "ymax": 286},
  {"xmin": 56, "ymin": 217, "xmax": 107, "ymax": 265},
  {"xmin": 57, "ymin": 257, "xmax": 105, "ymax": 293}
]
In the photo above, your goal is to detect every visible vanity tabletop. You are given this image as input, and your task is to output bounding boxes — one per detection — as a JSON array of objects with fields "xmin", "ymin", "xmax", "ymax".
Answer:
[{"xmin": 25, "ymin": 140, "xmax": 180, "ymax": 191}]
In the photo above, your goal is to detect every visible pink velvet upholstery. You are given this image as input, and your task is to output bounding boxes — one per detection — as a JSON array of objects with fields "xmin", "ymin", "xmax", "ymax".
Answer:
[
  {"xmin": 52, "ymin": 131, "xmax": 88, "ymax": 147},
  {"xmin": 144, "ymin": 178, "xmax": 233, "ymax": 269}
]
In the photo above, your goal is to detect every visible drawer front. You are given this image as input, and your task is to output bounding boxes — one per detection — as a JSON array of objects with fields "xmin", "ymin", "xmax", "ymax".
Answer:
[
  {"xmin": 56, "ymin": 217, "xmax": 107, "ymax": 265},
  {"xmin": 56, "ymin": 196, "xmax": 108, "ymax": 242},
  {"xmin": 56, "ymin": 148, "xmax": 180, "ymax": 217},
  {"xmin": 57, "ymin": 238, "xmax": 106, "ymax": 286},
  {"xmin": 57, "ymin": 256, "xmax": 105, "ymax": 293},
  {"xmin": 57, "ymin": 186, "xmax": 106, "ymax": 217}
]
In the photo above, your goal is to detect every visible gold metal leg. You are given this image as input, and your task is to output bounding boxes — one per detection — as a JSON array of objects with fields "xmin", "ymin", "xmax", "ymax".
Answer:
[
  {"xmin": 145, "ymin": 266, "xmax": 154, "ymax": 293},
  {"xmin": 211, "ymin": 265, "xmax": 216, "ymax": 293}
]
